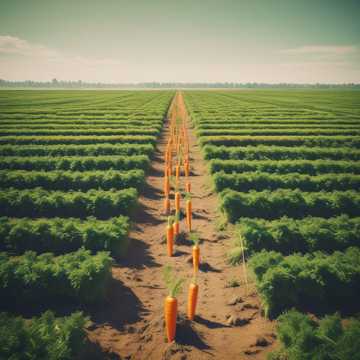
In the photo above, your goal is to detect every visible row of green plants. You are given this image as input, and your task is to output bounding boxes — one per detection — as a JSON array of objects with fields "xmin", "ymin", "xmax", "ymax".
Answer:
[
  {"xmin": 213, "ymin": 171, "xmax": 360, "ymax": 192},
  {"xmin": 0, "ymin": 249, "xmax": 112, "ymax": 305},
  {"xmin": 0, "ymin": 127, "xmax": 159, "ymax": 136},
  {"xmin": 200, "ymin": 135, "xmax": 360, "ymax": 148},
  {"xmin": 198, "ymin": 128, "xmax": 360, "ymax": 137},
  {"xmin": 0, "ymin": 154, "xmax": 150, "ymax": 171},
  {"xmin": 203, "ymin": 144, "xmax": 360, "ymax": 161},
  {"xmin": 198, "ymin": 122, "xmax": 360, "ymax": 129},
  {"xmin": 249, "ymin": 246, "xmax": 360, "ymax": 317},
  {"xmin": 0, "ymin": 120, "xmax": 162, "ymax": 128},
  {"xmin": 268, "ymin": 309, "xmax": 360, "ymax": 360},
  {"xmin": 233, "ymin": 215, "xmax": 360, "ymax": 255},
  {"xmin": 0, "ymin": 188, "xmax": 138, "ymax": 219},
  {"xmin": 220, "ymin": 189, "xmax": 360, "ymax": 222},
  {"xmin": 0, "ymin": 216, "xmax": 130, "ymax": 257},
  {"xmin": 0, "ymin": 169, "xmax": 145, "ymax": 191},
  {"xmin": 209, "ymin": 159, "xmax": 360, "ymax": 175},
  {"xmin": 0, "ymin": 143, "xmax": 154, "ymax": 157},
  {"xmin": 196, "ymin": 117, "xmax": 360, "ymax": 125},
  {"xmin": 0, "ymin": 134, "xmax": 157, "ymax": 145},
  {"xmin": 0, "ymin": 311, "xmax": 88, "ymax": 360}
]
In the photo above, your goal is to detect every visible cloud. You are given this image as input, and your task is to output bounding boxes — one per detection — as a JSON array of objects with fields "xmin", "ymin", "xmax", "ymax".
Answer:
[
  {"xmin": 0, "ymin": 35, "xmax": 359, "ymax": 83},
  {"xmin": 0, "ymin": 35, "xmax": 59, "ymax": 58},
  {"xmin": 0, "ymin": 35, "xmax": 130, "ymax": 82},
  {"xmin": 280, "ymin": 45, "xmax": 357, "ymax": 55}
]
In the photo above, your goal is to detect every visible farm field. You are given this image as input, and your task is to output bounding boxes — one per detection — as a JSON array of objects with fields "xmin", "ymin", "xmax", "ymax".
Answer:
[
  {"xmin": 1, "ymin": 89, "xmax": 360, "ymax": 360},
  {"xmin": 184, "ymin": 89, "xmax": 360, "ymax": 358},
  {"xmin": 0, "ymin": 90, "xmax": 174, "ymax": 358}
]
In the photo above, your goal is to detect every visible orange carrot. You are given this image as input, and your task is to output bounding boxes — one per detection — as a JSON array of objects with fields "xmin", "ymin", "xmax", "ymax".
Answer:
[
  {"xmin": 164, "ymin": 176, "xmax": 170, "ymax": 196},
  {"xmin": 192, "ymin": 245, "xmax": 200, "ymax": 273},
  {"xmin": 175, "ymin": 164, "xmax": 180, "ymax": 179},
  {"xmin": 163, "ymin": 265, "xmax": 184, "ymax": 343},
  {"xmin": 173, "ymin": 220, "xmax": 179, "ymax": 238},
  {"xmin": 185, "ymin": 181, "xmax": 191, "ymax": 193},
  {"xmin": 186, "ymin": 198, "xmax": 192, "ymax": 231},
  {"xmin": 184, "ymin": 161, "xmax": 190, "ymax": 177},
  {"xmin": 187, "ymin": 282, "xmax": 199, "ymax": 320},
  {"xmin": 164, "ymin": 196, "xmax": 170, "ymax": 215},
  {"xmin": 166, "ymin": 217, "xmax": 174, "ymax": 256},
  {"xmin": 175, "ymin": 191, "xmax": 181, "ymax": 213},
  {"xmin": 164, "ymin": 296, "xmax": 177, "ymax": 342}
]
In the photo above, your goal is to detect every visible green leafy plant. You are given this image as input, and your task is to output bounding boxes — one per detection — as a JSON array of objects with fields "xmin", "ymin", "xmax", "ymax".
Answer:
[{"xmin": 163, "ymin": 265, "xmax": 185, "ymax": 298}]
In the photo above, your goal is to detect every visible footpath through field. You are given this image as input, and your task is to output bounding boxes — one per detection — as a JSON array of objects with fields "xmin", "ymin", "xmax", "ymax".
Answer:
[{"xmin": 88, "ymin": 91, "xmax": 276, "ymax": 359}]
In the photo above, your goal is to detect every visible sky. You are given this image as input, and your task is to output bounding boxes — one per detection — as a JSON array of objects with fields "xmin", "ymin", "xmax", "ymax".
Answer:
[{"xmin": 0, "ymin": 0, "xmax": 359, "ymax": 83}]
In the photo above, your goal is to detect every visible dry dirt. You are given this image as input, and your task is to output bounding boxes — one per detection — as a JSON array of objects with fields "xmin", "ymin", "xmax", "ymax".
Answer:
[{"xmin": 86, "ymin": 92, "xmax": 277, "ymax": 359}]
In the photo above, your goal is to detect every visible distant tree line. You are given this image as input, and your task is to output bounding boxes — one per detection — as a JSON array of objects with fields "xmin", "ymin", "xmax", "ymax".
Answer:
[{"xmin": 0, "ymin": 78, "xmax": 359, "ymax": 89}]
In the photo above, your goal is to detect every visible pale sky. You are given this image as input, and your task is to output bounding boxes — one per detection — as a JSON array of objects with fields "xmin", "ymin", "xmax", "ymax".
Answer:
[{"xmin": 0, "ymin": 0, "xmax": 359, "ymax": 83}]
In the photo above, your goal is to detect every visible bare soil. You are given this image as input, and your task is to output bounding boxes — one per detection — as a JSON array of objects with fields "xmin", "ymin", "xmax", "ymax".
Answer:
[{"xmin": 86, "ymin": 92, "xmax": 277, "ymax": 359}]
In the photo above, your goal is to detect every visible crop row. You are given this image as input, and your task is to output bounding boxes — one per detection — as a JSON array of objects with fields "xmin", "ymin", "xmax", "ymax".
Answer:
[
  {"xmin": 0, "ymin": 154, "xmax": 150, "ymax": 172},
  {"xmin": 195, "ymin": 118, "xmax": 360, "ymax": 125},
  {"xmin": 0, "ymin": 216, "xmax": 130, "ymax": 257},
  {"xmin": 0, "ymin": 311, "xmax": 88, "ymax": 360},
  {"xmin": 0, "ymin": 143, "xmax": 154, "ymax": 157},
  {"xmin": 0, "ymin": 188, "xmax": 138, "ymax": 219},
  {"xmin": 0, "ymin": 249, "xmax": 112, "ymax": 306},
  {"xmin": 209, "ymin": 159, "xmax": 360, "ymax": 175},
  {"xmin": 200, "ymin": 135, "xmax": 360, "ymax": 148},
  {"xmin": 220, "ymin": 189, "xmax": 360, "ymax": 222},
  {"xmin": 0, "ymin": 135, "xmax": 157, "ymax": 145},
  {"xmin": 249, "ymin": 247, "xmax": 360, "ymax": 317},
  {"xmin": 236, "ymin": 215, "xmax": 360, "ymax": 255},
  {"xmin": 203, "ymin": 145, "xmax": 360, "ymax": 161},
  {"xmin": 0, "ymin": 169, "xmax": 145, "ymax": 191},
  {"xmin": 271, "ymin": 310, "xmax": 360, "ymax": 360},
  {"xmin": 197, "ymin": 122, "xmax": 360, "ymax": 129},
  {"xmin": 213, "ymin": 172, "xmax": 360, "ymax": 192},
  {"xmin": 198, "ymin": 128, "xmax": 360, "ymax": 137},
  {"xmin": 0, "ymin": 127, "xmax": 160, "ymax": 136},
  {"xmin": 0, "ymin": 122, "xmax": 162, "ymax": 130}
]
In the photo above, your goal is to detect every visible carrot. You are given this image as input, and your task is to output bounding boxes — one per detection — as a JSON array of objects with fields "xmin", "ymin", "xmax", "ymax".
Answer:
[
  {"xmin": 192, "ymin": 245, "xmax": 200, "ymax": 274},
  {"xmin": 164, "ymin": 176, "xmax": 170, "ymax": 196},
  {"xmin": 163, "ymin": 265, "xmax": 184, "ymax": 343},
  {"xmin": 175, "ymin": 164, "xmax": 180, "ymax": 180},
  {"xmin": 164, "ymin": 196, "xmax": 170, "ymax": 215},
  {"xmin": 175, "ymin": 191, "xmax": 181, "ymax": 213},
  {"xmin": 187, "ymin": 280, "xmax": 199, "ymax": 321},
  {"xmin": 190, "ymin": 232, "xmax": 200, "ymax": 274},
  {"xmin": 185, "ymin": 181, "xmax": 191, "ymax": 193},
  {"xmin": 166, "ymin": 216, "xmax": 174, "ymax": 256},
  {"xmin": 173, "ymin": 211, "xmax": 180, "ymax": 238},
  {"xmin": 184, "ymin": 161, "xmax": 190, "ymax": 177},
  {"xmin": 164, "ymin": 296, "xmax": 177, "ymax": 342},
  {"xmin": 186, "ymin": 198, "xmax": 192, "ymax": 231}
]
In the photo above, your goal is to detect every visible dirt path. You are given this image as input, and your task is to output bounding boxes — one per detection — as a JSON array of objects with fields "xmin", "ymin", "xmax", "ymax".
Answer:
[{"xmin": 88, "ymin": 92, "xmax": 277, "ymax": 359}]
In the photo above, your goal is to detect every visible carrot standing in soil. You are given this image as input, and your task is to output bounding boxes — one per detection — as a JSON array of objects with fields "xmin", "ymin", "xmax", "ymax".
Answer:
[
  {"xmin": 187, "ymin": 278, "xmax": 199, "ymax": 321},
  {"xmin": 166, "ymin": 216, "xmax": 174, "ymax": 256},
  {"xmin": 186, "ymin": 197, "xmax": 192, "ymax": 231},
  {"xmin": 175, "ymin": 164, "xmax": 180, "ymax": 179},
  {"xmin": 185, "ymin": 181, "xmax": 191, "ymax": 193},
  {"xmin": 175, "ymin": 191, "xmax": 180, "ymax": 213},
  {"xmin": 164, "ymin": 196, "xmax": 170, "ymax": 215},
  {"xmin": 184, "ymin": 160, "xmax": 190, "ymax": 177},
  {"xmin": 173, "ymin": 211, "xmax": 180, "ymax": 238},
  {"xmin": 190, "ymin": 232, "xmax": 200, "ymax": 274},
  {"xmin": 164, "ymin": 176, "xmax": 170, "ymax": 196},
  {"xmin": 163, "ymin": 265, "xmax": 184, "ymax": 343}
]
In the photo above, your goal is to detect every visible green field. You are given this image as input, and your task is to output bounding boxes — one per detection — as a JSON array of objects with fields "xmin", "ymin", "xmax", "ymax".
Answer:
[
  {"xmin": 1, "ymin": 89, "xmax": 360, "ymax": 358},
  {"xmin": 185, "ymin": 89, "xmax": 360, "ymax": 356},
  {"xmin": 0, "ymin": 90, "xmax": 173, "ymax": 358}
]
